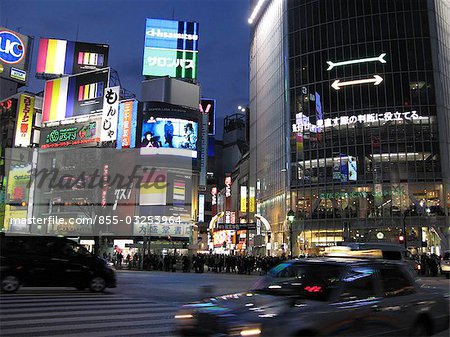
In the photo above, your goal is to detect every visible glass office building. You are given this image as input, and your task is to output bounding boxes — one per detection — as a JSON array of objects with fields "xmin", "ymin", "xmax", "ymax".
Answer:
[{"xmin": 249, "ymin": 0, "xmax": 450, "ymax": 255}]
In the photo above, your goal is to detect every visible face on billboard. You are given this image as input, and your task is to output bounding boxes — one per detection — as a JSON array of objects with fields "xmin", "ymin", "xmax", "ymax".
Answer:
[
  {"xmin": 36, "ymin": 38, "xmax": 109, "ymax": 77},
  {"xmin": 42, "ymin": 68, "xmax": 109, "ymax": 123},
  {"xmin": 140, "ymin": 116, "xmax": 198, "ymax": 158},
  {"xmin": 0, "ymin": 27, "xmax": 31, "ymax": 84},
  {"xmin": 142, "ymin": 18, "xmax": 199, "ymax": 79}
]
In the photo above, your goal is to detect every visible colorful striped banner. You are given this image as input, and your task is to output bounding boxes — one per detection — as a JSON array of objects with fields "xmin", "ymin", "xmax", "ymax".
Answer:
[{"xmin": 37, "ymin": 38, "xmax": 70, "ymax": 75}]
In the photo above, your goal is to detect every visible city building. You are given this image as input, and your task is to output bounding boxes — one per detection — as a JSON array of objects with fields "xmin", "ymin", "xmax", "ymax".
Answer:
[{"xmin": 249, "ymin": 0, "xmax": 450, "ymax": 255}]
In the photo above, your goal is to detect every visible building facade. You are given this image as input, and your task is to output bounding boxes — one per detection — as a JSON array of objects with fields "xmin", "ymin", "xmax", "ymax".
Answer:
[{"xmin": 249, "ymin": 0, "xmax": 450, "ymax": 255}]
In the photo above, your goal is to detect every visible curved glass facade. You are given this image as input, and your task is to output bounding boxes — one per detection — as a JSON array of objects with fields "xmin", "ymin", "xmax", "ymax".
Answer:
[{"xmin": 285, "ymin": 0, "xmax": 449, "ymax": 254}]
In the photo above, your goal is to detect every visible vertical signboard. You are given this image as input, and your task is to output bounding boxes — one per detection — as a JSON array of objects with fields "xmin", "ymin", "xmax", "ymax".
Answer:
[
  {"xmin": 348, "ymin": 156, "xmax": 357, "ymax": 181},
  {"xmin": 14, "ymin": 94, "xmax": 34, "ymax": 147},
  {"xmin": 249, "ymin": 186, "xmax": 256, "ymax": 213},
  {"xmin": 117, "ymin": 99, "xmax": 138, "ymax": 149},
  {"xmin": 100, "ymin": 86, "xmax": 120, "ymax": 142},
  {"xmin": 211, "ymin": 186, "xmax": 218, "ymax": 217},
  {"xmin": 198, "ymin": 194, "xmax": 205, "ymax": 223},
  {"xmin": 240, "ymin": 185, "xmax": 247, "ymax": 213},
  {"xmin": 0, "ymin": 27, "xmax": 32, "ymax": 84},
  {"xmin": 142, "ymin": 18, "xmax": 199, "ymax": 79},
  {"xmin": 199, "ymin": 105, "xmax": 208, "ymax": 187},
  {"xmin": 225, "ymin": 175, "xmax": 231, "ymax": 223}
]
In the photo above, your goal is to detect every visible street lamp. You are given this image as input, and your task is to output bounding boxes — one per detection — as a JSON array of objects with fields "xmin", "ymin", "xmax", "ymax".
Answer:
[{"xmin": 287, "ymin": 210, "xmax": 295, "ymax": 258}]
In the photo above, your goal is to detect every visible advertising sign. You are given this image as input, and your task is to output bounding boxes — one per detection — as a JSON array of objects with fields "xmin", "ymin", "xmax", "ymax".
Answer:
[
  {"xmin": 36, "ymin": 38, "xmax": 109, "ymax": 77},
  {"xmin": 6, "ymin": 164, "xmax": 31, "ymax": 205},
  {"xmin": 198, "ymin": 194, "xmax": 205, "ymax": 222},
  {"xmin": 134, "ymin": 222, "xmax": 191, "ymax": 238},
  {"xmin": 40, "ymin": 118, "xmax": 101, "ymax": 148},
  {"xmin": 100, "ymin": 86, "xmax": 120, "ymax": 142},
  {"xmin": 200, "ymin": 99, "xmax": 216, "ymax": 135},
  {"xmin": 348, "ymin": 156, "xmax": 357, "ymax": 181},
  {"xmin": 14, "ymin": 94, "xmax": 35, "ymax": 147},
  {"xmin": 142, "ymin": 18, "xmax": 199, "ymax": 79},
  {"xmin": 0, "ymin": 27, "xmax": 32, "ymax": 84},
  {"xmin": 42, "ymin": 68, "xmax": 109, "ymax": 123},
  {"xmin": 140, "ymin": 116, "xmax": 198, "ymax": 158},
  {"xmin": 240, "ymin": 185, "xmax": 247, "ymax": 213},
  {"xmin": 117, "ymin": 100, "xmax": 138, "ymax": 148},
  {"xmin": 249, "ymin": 186, "xmax": 256, "ymax": 213}
]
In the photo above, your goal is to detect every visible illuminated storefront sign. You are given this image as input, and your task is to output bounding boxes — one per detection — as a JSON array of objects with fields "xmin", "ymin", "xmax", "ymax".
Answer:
[
  {"xmin": 142, "ymin": 18, "xmax": 199, "ymax": 79},
  {"xmin": 249, "ymin": 187, "xmax": 256, "ymax": 213},
  {"xmin": 319, "ymin": 189, "xmax": 405, "ymax": 200},
  {"xmin": 14, "ymin": 94, "xmax": 34, "ymax": 147},
  {"xmin": 292, "ymin": 111, "xmax": 424, "ymax": 132},
  {"xmin": 41, "ymin": 119, "xmax": 100, "ymax": 148},
  {"xmin": 327, "ymin": 53, "xmax": 386, "ymax": 71}
]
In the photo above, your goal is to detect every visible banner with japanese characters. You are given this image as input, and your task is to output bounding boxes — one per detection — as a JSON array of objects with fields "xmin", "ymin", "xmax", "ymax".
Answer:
[
  {"xmin": 101, "ymin": 86, "xmax": 120, "ymax": 142},
  {"xmin": 14, "ymin": 94, "xmax": 35, "ymax": 147}
]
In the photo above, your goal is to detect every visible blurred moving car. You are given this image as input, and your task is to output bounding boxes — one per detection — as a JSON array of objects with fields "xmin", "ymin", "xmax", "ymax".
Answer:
[
  {"xmin": 175, "ymin": 254, "xmax": 449, "ymax": 336},
  {"xmin": 1, "ymin": 235, "xmax": 116, "ymax": 293},
  {"xmin": 337, "ymin": 242, "xmax": 420, "ymax": 275},
  {"xmin": 441, "ymin": 251, "xmax": 450, "ymax": 279}
]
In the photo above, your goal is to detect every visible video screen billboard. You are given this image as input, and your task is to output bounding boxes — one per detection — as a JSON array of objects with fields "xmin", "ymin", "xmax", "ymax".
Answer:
[
  {"xmin": 42, "ymin": 68, "xmax": 109, "ymax": 123},
  {"xmin": 36, "ymin": 38, "xmax": 109, "ymax": 77},
  {"xmin": 0, "ymin": 27, "xmax": 32, "ymax": 84},
  {"xmin": 140, "ymin": 116, "xmax": 198, "ymax": 158},
  {"xmin": 142, "ymin": 18, "xmax": 199, "ymax": 79}
]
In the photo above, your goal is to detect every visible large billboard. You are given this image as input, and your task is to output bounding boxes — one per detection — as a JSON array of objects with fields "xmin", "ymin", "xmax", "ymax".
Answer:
[
  {"xmin": 0, "ymin": 27, "xmax": 32, "ymax": 84},
  {"xmin": 42, "ymin": 68, "xmax": 109, "ymax": 123},
  {"xmin": 36, "ymin": 38, "xmax": 109, "ymax": 77},
  {"xmin": 40, "ymin": 117, "xmax": 101, "ymax": 149},
  {"xmin": 142, "ymin": 18, "xmax": 199, "ymax": 79},
  {"xmin": 14, "ymin": 94, "xmax": 35, "ymax": 147},
  {"xmin": 140, "ymin": 116, "xmax": 198, "ymax": 158}
]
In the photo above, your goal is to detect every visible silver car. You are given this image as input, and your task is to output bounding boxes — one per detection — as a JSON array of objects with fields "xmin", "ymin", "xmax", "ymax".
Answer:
[{"xmin": 175, "ymin": 258, "xmax": 449, "ymax": 336}]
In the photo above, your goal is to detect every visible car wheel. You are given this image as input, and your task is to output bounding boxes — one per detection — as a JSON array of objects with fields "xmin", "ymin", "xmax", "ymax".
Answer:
[
  {"xmin": 409, "ymin": 320, "xmax": 431, "ymax": 336},
  {"xmin": 1, "ymin": 275, "xmax": 21, "ymax": 293},
  {"xmin": 89, "ymin": 276, "xmax": 106, "ymax": 292}
]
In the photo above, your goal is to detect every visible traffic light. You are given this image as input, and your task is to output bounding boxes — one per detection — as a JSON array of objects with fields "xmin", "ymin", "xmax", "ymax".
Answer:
[{"xmin": 398, "ymin": 235, "xmax": 405, "ymax": 245}]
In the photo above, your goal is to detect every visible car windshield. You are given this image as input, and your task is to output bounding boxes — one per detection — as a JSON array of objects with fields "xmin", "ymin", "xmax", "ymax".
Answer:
[{"xmin": 252, "ymin": 262, "xmax": 343, "ymax": 301}]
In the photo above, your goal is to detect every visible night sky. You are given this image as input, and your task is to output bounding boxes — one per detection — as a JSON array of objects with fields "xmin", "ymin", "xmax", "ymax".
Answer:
[{"xmin": 0, "ymin": 0, "xmax": 250, "ymax": 138}]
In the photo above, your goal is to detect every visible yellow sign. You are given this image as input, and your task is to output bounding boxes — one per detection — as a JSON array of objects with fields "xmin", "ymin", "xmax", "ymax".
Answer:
[
  {"xmin": 249, "ymin": 187, "xmax": 256, "ymax": 213},
  {"xmin": 14, "ymin": 94, "xmax": 35, "ymax": 147},
  {"xmin": 240, "ymin": 186, "xmax": 247, "ymax": 213},
  {"xmin": 4, "ymin": 205, "xmax": 28, "ymax": 232}
]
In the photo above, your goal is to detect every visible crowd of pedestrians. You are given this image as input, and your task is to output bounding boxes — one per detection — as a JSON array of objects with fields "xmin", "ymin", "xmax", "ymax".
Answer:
[{"xmin": 104, "ymin": 250, "xmax": 446, "ymax": 277}]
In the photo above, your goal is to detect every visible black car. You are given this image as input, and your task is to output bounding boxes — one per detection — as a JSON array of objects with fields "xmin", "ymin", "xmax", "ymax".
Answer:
[
  {"xmin": 176, "ymin": 257, "xmax": 450, "ymax": 336},
  {"xmin": 0, "ymin": 235, "xmax": 116, "ymax": 293}
]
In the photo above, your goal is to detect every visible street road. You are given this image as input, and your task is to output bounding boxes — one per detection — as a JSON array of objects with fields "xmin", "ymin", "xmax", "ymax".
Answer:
[{"xmin": 0, "ymin": 271, "xmax": 448, "ymax": 337}]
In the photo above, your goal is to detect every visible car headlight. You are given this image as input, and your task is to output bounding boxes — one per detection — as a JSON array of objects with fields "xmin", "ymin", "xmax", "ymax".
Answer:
[
  {"xmin": 174, "ymin": 314, "xmax": 193, "ymax": 319},
  {"xmin": 240, "ymin": 328, "xmax": 262, "ymax": 336}
]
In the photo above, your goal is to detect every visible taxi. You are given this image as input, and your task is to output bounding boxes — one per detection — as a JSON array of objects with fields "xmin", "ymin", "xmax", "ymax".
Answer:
[{"xmin": 175, "ymin": 250, "xmax": 449, "ymax": 336}]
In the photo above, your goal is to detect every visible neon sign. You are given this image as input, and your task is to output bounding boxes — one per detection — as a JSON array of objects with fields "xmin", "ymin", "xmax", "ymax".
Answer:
[
  {"xmin": 332, "ymin": 75, "xmax": 383, "ymax": 90},
  {"xmin": 327, "ymin": 53, "xmax": 386, "ymax": 71},
  {"xmin": 292, "ymin": 111, "xmax": 425, "ymax": 132}
]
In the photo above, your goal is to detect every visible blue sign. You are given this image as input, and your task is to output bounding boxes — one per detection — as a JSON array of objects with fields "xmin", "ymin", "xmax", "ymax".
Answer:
[{"xmin": 0, "ymin": 30, "xmax": 25, "ymax": 64}]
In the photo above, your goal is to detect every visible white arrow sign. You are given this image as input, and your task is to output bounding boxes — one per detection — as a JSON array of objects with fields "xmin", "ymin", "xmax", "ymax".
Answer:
[
  {"xmin": 327, "ymin": 53, "xmax": 387, "ymax": 71},
  {"xmin": 332, "ymin": 75, "xmax": 384, "ymax": 90}
]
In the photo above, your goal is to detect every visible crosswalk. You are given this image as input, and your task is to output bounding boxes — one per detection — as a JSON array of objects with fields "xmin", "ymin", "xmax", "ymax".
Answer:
[{"xmin": 0, "ymin": 290, "xmax": 179, "ymax": 337}]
